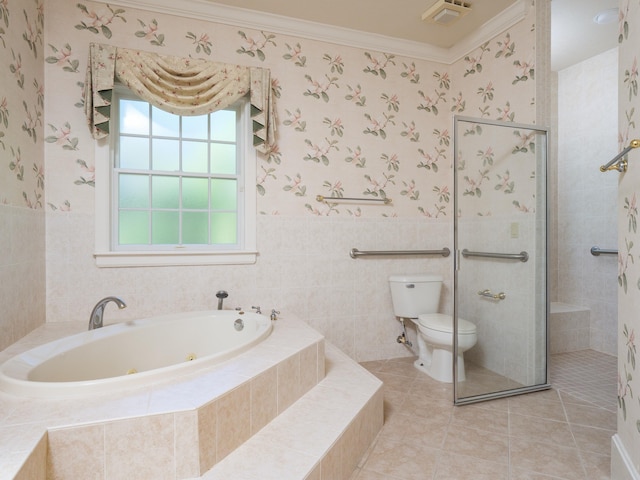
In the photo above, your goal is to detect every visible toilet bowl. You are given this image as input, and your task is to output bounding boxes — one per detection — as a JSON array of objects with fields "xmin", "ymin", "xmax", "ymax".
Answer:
[
  {"xmin": 389, "ymin": 274, "xmax": 477, "ymax": 383},
  {"xmin": 411, "ymin": 313, "xmax": 477, "ymax": 383}
]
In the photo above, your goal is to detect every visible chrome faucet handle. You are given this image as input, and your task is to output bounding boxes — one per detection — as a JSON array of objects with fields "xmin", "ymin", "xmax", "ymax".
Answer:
[
  {"xmin": 270, "ymin": 309, "xmax": 280, "ymax": 321},
  {"xmin": 251, "ymin": 306, "xmax": 261, "ymax": 314}
]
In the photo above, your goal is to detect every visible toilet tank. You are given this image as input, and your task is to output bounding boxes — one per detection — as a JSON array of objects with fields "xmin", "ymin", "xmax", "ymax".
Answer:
[{"xmin": 389, "ymin": 274, "xmax": 443, "ymax": 318}]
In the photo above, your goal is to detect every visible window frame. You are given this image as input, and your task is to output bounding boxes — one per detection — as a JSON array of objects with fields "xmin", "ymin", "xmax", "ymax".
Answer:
[{"xmin": 94, "ymin": 86, "xmax": 257, "ymax": 267}]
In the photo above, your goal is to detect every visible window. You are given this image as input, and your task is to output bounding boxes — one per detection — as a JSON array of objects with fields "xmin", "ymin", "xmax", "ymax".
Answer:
[{"xmin": 94, "ymin": 86, "xmax": 257, "ymax": 267}]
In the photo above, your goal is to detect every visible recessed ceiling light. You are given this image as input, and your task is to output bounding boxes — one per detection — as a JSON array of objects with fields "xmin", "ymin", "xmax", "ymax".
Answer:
[{"xmin": 593, "ymin": 8, "xmax": 618, "ymax": 25}]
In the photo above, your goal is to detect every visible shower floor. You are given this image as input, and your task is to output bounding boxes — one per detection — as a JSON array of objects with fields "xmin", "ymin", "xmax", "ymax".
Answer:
[{"xmin": 550, "ymin": 349, "xmax": 617, "ymax": 411}]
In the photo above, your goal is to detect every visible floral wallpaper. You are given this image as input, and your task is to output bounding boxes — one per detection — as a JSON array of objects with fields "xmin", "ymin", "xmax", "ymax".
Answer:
[
  {"xmin": 617, "ymin": 0, "xmax": 640, "ymax": 471},
  {"xmin": 16, "ymin": 0, "xmax": 537, "ymax": 368},
  {"xmin": 0, "ymin": 0, "xmax": 44, "ymax": 208},
  {"xmin": 42, "ymin": 0, "xmax": 538, "ymax": 219},
  {"xmin": 0, "ymin": 0, "xmax": 45, "ymax": 352},
  {"xmin": 40, "ymin": 0, "xmax": 540, "ymax": 367}
]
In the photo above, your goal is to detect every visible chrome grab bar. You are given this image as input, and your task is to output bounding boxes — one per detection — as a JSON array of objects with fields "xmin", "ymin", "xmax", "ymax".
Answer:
[
  {"xmin": 317, "ymin": 195, "xmax": 392, "ymax": 204},
  {"xmin": 350, "ymin": 247, "xmax": 451, "ymax": 259},
  {"xmin": 590, "ymin": 246, "xmax": 618, "ymax": 256},
  {"xmin": 478, "ymin": 289, "xmax": 506, "ymax": 300},
  {"xmin": 461, "ymin": 249, "xmax": 529, "ymax": 262}
]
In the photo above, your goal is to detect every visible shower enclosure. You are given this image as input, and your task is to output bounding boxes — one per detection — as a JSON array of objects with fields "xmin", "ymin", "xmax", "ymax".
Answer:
[{"xmin": 453, "ymin": 116, "xmax": 550, "ymax": 404}]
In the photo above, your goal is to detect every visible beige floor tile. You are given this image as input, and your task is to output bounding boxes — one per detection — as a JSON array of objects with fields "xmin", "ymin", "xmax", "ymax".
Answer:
[
  {"xmin": 401, "ymin": 392, "xmax": 453, "ymax": 422},
  {"xmin": 563, "ymin": 403, "xmax": 616, "ymax": 431},
  {"xmin": 373, "ymin": 372, "xmax": 414, "ymax": 395},
  {"xmin": 509, "ymin": 436, "xmax": 586, "ymax": 480},
  {"xmin": 509, "ymin": 413, "xmax": 575, "ymax": 447},
  {"xmin": 570, "ymin": 424, "xmax": 615, "ymax": 455},
  {"xmin": 359, "ymin": 351, "xmax": 615, "ymax": 480},
  {"xmin": 434, "ymin": 451, "xmax": 509, "ymax": 479},
  {"xmin": 354, "ymin": 469, "xmax": 403, "ymax": 480},
  {"xmin": 581, "ymin": 451, "xmax": 611, "ymax": 480},
  {"xmin": 378, "ymin": 413, "xmax": 449, "ymax": 450},
  {"xmin": 362, "ymin": 435, "xmax": 440, "ymax": 480},
  {"xmin": 508, "ymin": 397, "xmax": 567, "ymax": 422},
  {"xmin": 450, "ymin": 404, "xmax": 509, "ymax": 435},
  {"xmin": 442, "ymin": 424, "xmax": 510, "ymax": 465},
  {"xmin": 510, "ymin": 467, "xmax": 576, "ymax": 479},
  {"xmin": 409, "ymin": 377, "xmax": 452, "ymax": 400}
]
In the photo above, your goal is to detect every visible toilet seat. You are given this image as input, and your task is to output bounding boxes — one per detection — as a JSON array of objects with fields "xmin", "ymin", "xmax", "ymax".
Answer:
[{"xmin": 417, "ymin": 313, "xmax": 476, "ymax": 334}]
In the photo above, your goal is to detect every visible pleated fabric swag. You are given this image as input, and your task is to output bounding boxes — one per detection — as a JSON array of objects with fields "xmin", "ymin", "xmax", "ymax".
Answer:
[{"xmin": 84, "ymin": 42, "xmax": 275, "ymax": 153}]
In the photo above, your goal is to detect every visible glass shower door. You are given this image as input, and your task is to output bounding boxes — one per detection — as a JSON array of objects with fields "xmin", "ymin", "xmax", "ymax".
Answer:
[{"xmin": 453, "ymin": 116, "xmax": 550, "ymax": 404}]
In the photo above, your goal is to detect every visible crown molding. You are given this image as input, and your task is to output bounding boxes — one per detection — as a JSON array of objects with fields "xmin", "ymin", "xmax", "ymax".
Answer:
[{"xmin": 93, "ymin": 0, "xmax": 529, "ymax": 65}]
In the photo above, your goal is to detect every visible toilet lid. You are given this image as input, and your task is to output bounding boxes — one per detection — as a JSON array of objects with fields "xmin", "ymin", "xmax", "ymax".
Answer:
[
  {"xmin": 388, "ymin": 273, "xmax": 443, "ymax": 283},
  {"xmin": 417, "ymin": 313, "xmax": 476, "ymax": 334}
]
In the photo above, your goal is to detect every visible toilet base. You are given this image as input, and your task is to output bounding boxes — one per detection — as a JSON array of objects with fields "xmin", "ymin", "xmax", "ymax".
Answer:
[{"xmin": 414, "ymin": 349, "xmax": 466, "ymax": 383}]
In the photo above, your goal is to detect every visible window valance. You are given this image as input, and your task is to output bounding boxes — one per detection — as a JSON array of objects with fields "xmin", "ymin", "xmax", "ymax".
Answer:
[{"xmin": 84, "ymin": 43, "xmax": 275, "ymax": 153}]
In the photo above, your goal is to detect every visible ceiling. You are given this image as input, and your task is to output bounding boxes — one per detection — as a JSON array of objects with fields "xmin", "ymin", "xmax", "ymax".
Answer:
[{"xmin": 207, "ymin": 0, "xmax": 619, "ymax": 71}]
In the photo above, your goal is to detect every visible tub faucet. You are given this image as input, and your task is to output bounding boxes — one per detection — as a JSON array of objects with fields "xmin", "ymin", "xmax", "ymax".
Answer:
[
  {"xmin": 88, "ymin": 296, "xmax": 127, "ymax": 330},
  {"xmin": 216, "ymin": 290, "xmax": 228, "ymax": 310}
]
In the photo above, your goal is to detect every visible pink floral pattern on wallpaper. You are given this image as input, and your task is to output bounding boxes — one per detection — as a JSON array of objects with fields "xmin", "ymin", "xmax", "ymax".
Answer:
[
  {"xmin": 618, "ymin": 0, "xmax": 640, "ymax": 459},
  {"xmin": 1, "ymin": 0, "xmax": 44, "ymax": 208},
  {"xmin": 41, "ymin": 0, "xmax": 537, "ymax": 220}
]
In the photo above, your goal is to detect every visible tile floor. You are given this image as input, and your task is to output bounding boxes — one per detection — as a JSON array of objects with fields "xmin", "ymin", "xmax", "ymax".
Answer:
[{"xmin": 353, "ymin": 350, "xmax": 617, "ymax": 480}]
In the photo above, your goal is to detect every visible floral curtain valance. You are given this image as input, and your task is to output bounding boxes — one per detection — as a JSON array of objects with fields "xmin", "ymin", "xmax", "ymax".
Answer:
[{"xmin": 84, "ymin": 43, "xmax": 275, "ymax": 153}]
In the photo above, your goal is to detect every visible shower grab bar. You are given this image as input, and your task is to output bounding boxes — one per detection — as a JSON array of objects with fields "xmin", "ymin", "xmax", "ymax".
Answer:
[
  {"xmin": 316, "ymin": 195, "xmax": 392, "ymax": 204},
  {"xmin": 600, "ymin": 139, "xmax": 640, "ymax": 173},
  {"xmin": 590, "ymin": 246, "xmax": 618, "ymax": 256},
  {"xmin": 478, "ymin": 289, "xmax": 506, "ymax": 300},
  {"xmin": 461, "ymin": 249, "xmax": 529, "ymax": 262},
  {"xmin": 350, "ymin": 247, "xmax": 451, "ymax": 259}
]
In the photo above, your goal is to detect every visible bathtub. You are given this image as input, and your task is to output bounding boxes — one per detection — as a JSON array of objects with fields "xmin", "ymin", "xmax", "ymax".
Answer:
[{"xmin": 0, "ymin": 310, "xmax": 272, "ymax": 398}]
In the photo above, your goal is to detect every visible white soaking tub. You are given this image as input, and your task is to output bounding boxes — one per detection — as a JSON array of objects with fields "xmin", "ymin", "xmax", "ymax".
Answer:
[{"xmin": 0, "ymin": 310, "xmax": 272, "ymax": 398}]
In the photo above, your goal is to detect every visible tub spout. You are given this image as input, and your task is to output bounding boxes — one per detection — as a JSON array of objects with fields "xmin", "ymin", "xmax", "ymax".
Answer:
[
  {"xmin": 88, "ymin": 296, "xmax": 126, "ymax": 330},
  {"xmin": 216, "ymin": 290, "xmax": 228, "ymax": 310}
]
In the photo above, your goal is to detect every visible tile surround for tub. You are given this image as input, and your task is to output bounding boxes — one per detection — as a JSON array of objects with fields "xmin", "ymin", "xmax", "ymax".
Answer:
[{"xmin": 1, "ymin": 314, "xmax": 326, "ymax": 480}]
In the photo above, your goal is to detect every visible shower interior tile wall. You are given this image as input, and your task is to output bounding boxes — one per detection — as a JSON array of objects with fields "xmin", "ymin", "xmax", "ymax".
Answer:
[
  {"xmin": 45, "ymin": 213, "xmax": 453, "ymax": 362},
  {"xmin": 556, "ymin": 47, "xmax": 619, "ymax": 356},
  {"xmin": 458, "ymin": 215, "xmax": 539, "ymax": 385}
]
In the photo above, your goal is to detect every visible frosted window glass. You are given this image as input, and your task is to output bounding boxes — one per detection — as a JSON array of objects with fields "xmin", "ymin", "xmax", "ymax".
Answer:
[
  {"xmin": 183, "ymin": 115, "xmax": 208, "ymax": 140},
  {"xmin": 183, "ymin": 141, "xmax": 208, "ymax": 173},
  {"xmin": 120, "ymin": 100, "xmax": 149, "ymax": 135},
  {"xmin": 211, "ymin": 213, "xmax": 237, "ymax": 244},
  {"xmin": 211, "ymin": 109, "xmax": 236, "ymax": 141},
  {"xmin": 211, "ymin": 144, "xmax": 236, "ymax": 175},
  {"xmin": 183, "ymin": 212, "xmax": 209, "ymax": 244},
  {"xmin": 119, "ymin": 211, "xmax": 149, "ymax": 244},
  {"xmin": 152, "ymin": 106, "xmax": 179, "ymax": 137},
  {"xmin": 119, "ymin": 137, "xmax": 149, "ymax": 169},
  {"xmin": 152, "ymin": 139, "xmax": 179, "ymax": 171},
  {"xmin": 211, "ymin": 179, "xmax": 237, "ymax": 210},
  {"xmin": 119, "ymin": 174, "xmax": 149, "ymax": 208},
  {"xmin": 152, "ymin": 211, "xmax": 179, "ymax": 244},
  {"xmin": 183, "ymin": 177, "xmax": 209, "ymax": 209},
  {"xmin": 151, "ymin": 176, "xmax": 179, "ymax": 209}
]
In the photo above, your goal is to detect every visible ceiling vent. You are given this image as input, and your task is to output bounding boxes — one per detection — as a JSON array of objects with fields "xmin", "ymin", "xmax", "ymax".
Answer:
[{"xmin": 422, "ymin": 0, "xmax": 472, "ymax": 25}]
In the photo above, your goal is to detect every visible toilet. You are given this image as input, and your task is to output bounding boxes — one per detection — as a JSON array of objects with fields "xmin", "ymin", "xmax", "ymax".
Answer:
[{"xmin": 389, "ymin": 274, "xmax": 477, "ymax": 383}]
